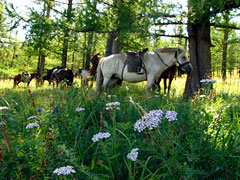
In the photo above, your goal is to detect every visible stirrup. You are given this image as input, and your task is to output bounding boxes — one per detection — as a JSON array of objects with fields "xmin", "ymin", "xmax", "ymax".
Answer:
[{"xmin": 137, "ymin": 67, "xmax": 145, "ymax": 74}]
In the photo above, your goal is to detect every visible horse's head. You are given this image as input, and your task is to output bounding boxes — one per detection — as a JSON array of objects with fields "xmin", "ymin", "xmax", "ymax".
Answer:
[
  {"xmin": 175, "ymin": 49, "xmax": 192, "ymax": 74},
  {"xmin": 90, "ymin": 53, "xmax": 100, "ymax": 64},
  {"xmin": 47, "ymin": 68, "xmax": 55, "ymax": 79},
  {"xmin": 75, "ymin": 68, "xmax": 82, "ymax": 76}
]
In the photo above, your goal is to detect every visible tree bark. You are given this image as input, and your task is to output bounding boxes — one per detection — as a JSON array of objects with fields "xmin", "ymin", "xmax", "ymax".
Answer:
[
  {"xmin": 38, "ymin": 55, "xmax": 45, "ymax": 80},
  {"xmin": 105, "ymin": 33, "xmax": 114, "ymax": 57},
  {"xmin": 84, "ymin": 32, "xmax": 94, "ymax": 69},
  {"xmin": 61, "ymin": 0, "xmax": 73, "ymax": 68},
  {"xmin": 222, "ymin": 28, "xmax": 228, "ymax": 80},
  {"xmin": 36, "ymin": 0, "xmax": 53, "ymax": 78},
  {"xmin": 112, "ymin": 38, "xmax": 121, "ymax": 54},
  {"xmin": 184, "ymin": 22, "xmax": 212, "ymax": 97}
]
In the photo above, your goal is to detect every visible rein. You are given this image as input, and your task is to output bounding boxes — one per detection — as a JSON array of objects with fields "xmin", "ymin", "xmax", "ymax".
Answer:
[
  {"xmin": 155, "ymin": 50, "xmax": 190, "ymax": 68},
  {"xmin": 154, "ymin": 51, "xmax": 169, "ymax": 67}
]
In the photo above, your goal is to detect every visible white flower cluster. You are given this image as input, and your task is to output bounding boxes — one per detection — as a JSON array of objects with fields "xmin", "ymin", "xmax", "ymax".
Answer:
[
  {"xmin": 127, "ymin": 148, "xmax": 139, "ymax": 162},
  {"xmin": 0, "ymin": 106, "xmax": 8, "ymax": 111},
  {"xmin": 200, "ymin": 79, "xmax": 217, "ymax": 83},
  {"xmin": 134, "ymin": 110, "xmax": 163, "ymax": 132},
  {"xmin": 92, "ymin": 132, "xmax": 111, "ymax": 142},
  {"xmin": 26, "ymin": 123, "xmax": 40, "ymax": 129},
  {"xmin": 27, "ymin": 115, "xmax": 37, "ymax": 120},
  {"xmin": 53, "ymin": 166, "xmax": 76, "ymax": 176},
  {"xmin": 105, "ymin": 102, "xmax": 120, "ymax": 110},
  {"xmin": 108, "ymin": 95, "xmax": 117, "ymax": 98},
  {"xmin": 76, "ymin": 107, "xmax": 85, "ymax": 112},
  {"xmin": 165, "ymin": 111, "xmax": 178, "ymax": 122}
]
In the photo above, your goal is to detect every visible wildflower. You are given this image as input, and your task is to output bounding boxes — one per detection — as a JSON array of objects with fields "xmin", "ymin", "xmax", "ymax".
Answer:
[
  {"xmin": 108, "ymin": 95, "xmax": 117, "ymax": 98},
  {"xmin": 53, "ymin": 166, "xmax": 76, "ymax": 176},
  {"xmin": 81, "ymin": 129, "xmax": 88, "ymax": 133},
  {"xmin": 127, "ymin": 148, "xmax": 139, "ymax": 162},
  {"xmin": 92, "ymin": 132, "xmax": 111, "ymax": 142},
  {"xmin": 27, "ymin": 115, "xmax": 37, "ymax": 120},
  {"xmin": 31, "ymin": 91, "xmax": 35, "ymax": 94},
  {"xmin": 76, "ymin": 107, "xmax": 85, "ymax": 112},
  {"xmin": 105, "ymin": 102, "xmax": 120, "ymax": 110},
  {"xmin": 0, "ymin": 106, "xmax": 8, "ymax": 111},
  {"xmin": 52, "ymin": 106, "xmax": 58, "ymax": 114},
  {"xmin": 165, "ymin": 111, "xmax": 177, "ymax": 121},
  {"xmin": 0, "ymin": 122, "xmax": 2, "ymax": 127},
  {"xmin": 37, "ymin": 108, "xmax": 42, "ymax": 112},
  {"xmin": 134, "ymin": 110, "xmax": 163, "ymax": 132},
  {"xmin": 49, "ymin": 88, "xmax": 51, "ymax": 92},
  {"xmin": 200, "ymin": 79, "xmax": 217, "ymax": 83},
  {"xmin": 199, "ymin": 95, "xmax": 206, "ymax": 98},
  {"xmin": 26, "ymin": 122, "xmax": 40, "ymax": 129}
]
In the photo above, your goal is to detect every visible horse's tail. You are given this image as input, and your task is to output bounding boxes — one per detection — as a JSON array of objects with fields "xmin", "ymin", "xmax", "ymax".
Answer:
[{"xmin": 95, "ymin": 61, "xmax": 103, "ymax": 92}]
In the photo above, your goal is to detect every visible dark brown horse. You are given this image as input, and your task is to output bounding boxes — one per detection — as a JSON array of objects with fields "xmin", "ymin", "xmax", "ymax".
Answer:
[
  {"xmin": 13, "ymin": 72, "xmax": 40, "ymax": 87},
  {"xmin": 46, "ymin": 67, "xmax": 74, "ymax": 86},
  {"xmin": 75, "ymin": 53, "xmax": 101, "ymax": 87},
  {"xmin": 153, "ymin": 65, "xmax": 177, "ymax": 94}
]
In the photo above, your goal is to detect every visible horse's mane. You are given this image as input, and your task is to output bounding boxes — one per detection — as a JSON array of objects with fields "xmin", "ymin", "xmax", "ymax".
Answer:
[{"xmin": 154, "ymin": 48, "xmax": 185, "ymax": 53}]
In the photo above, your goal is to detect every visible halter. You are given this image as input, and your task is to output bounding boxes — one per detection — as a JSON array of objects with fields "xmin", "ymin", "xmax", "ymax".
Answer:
[{"xmin": 154, "ymin": 50, "xmax": 190, "ymax": 68}]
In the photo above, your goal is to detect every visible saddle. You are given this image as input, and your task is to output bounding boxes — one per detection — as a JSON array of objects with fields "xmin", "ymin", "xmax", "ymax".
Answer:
[
  {"xmin": 52, "ymin": 67, "xmax": 66, "ymax": 81},
  {"xmin": 125, "ymin": 48, "xmax": 148, "ymax": 74}
]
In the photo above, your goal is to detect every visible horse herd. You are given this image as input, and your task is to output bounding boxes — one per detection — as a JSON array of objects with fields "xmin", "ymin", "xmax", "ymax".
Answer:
[{"xmin": 13, "ymin": 48, "xmax": 193, "ymax": 95}]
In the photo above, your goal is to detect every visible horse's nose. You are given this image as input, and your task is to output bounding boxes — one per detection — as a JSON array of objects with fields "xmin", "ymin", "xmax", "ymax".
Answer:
[
  {"xmin": 185, "ymin": 64, "xmax": 193, "ymax": 74},
  {"xmin": 182, "ymin": 64, "xmax": 192, "ymax": 74}
]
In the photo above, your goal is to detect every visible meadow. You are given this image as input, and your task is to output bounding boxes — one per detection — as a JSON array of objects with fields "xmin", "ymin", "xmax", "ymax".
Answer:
[{"xmin": 0, "ymin": 75, "xmax": 239, "ymax": 179}]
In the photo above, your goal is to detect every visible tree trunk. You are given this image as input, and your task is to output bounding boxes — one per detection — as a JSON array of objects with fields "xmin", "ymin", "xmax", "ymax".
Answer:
[
  {"xmin": 112, "ymin": 38, "xmax": 121, "ymax": 54},
  {"xmin": 184, "ymin": 22, "xmax": 212, "ymax": 97},
  {"xmin": 222, "ymin": 28, "xmax": 228, "ymax": 80},
  {"xmin": 71, "ymin": 53, "xmax": 74, "ymax": 70},
  {"xmin": 37, "ymin": 55, "xmax": 45, "ymax": 82},
  {"xmin": 61, "ymin": 0, "xmax": 73, "ymax": 68},
  {"xmin": 84, "ymin": 32, "xmax": 94, "ymax": 69},
  {"xmin": 36, "ymin": 0, "xmax": 53, "ymax": 78},
  {"xmin": 82, "ymin": 32, "xmax": 87, "ymax": 68},
  {"xmin": 105, "ymin": 33, "xmax": 114, "ymax": 57}
]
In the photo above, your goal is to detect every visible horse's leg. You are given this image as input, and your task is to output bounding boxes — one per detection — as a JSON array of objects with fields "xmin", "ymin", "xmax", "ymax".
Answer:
[
  {"xmin": 27, "ymin": 79, "xmax": 32, "ymax": 87},
  {"xmin": 168, "ymin": 75, "xmax": 174, "ymax": 95},
  {"xmin": 102, "ymin": 75, "xmax": 112, "ymax": 92},
  {"xmin": 163, "ymin": 78, "xmax": 167, "ymax": 94},
  {"xmin": 90, "ymin": 79, "xmax": 94, "ymax": 88},
  {"xmin": 146, "ymin": 74, "xmax": 155, "ymax": 96},
  {"xmin": 155, "ymin": 78, "xmax": 161, "ymax": 91}
]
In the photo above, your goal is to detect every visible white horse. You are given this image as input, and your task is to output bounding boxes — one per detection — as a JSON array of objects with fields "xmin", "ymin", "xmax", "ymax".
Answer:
[
  {"xmin": 75, "ymin": 68, "xmax": 91, "ymax": 86},
  {"xmin": 95, "ymin": 48, "xmax": 192, "ymax": 95}
]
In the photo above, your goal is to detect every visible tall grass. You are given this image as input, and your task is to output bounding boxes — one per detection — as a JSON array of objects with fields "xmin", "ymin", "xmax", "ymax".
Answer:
[{"xmin": 0, "ymin": 75, "xmax": 239, "ymax": 179}]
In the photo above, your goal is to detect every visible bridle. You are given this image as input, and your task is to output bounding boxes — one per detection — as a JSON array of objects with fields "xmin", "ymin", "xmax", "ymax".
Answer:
[{"xmin": 154, "ymin": 50, "xmax": 190, "ymax": 68}]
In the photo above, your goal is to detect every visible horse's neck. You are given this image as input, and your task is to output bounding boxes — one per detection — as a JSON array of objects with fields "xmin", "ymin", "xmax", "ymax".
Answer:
[
  {"xmin": 90, "ymin": 63, "xmax": 98, "ymax": 76},
  {"xmin": 149, "ymin": 52, "xmax": 176, "ymax": 66}
]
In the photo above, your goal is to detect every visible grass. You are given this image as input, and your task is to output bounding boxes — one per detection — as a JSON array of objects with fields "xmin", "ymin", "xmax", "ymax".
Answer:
[{"xmin": 0, "ymin": 75, "xmax": 240, "ymax": 179}]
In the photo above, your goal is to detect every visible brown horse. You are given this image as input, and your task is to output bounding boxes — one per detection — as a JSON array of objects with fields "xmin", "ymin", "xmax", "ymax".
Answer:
[
  {"xmin": 13, "ymin": 72, "xmax": 40, "ymax": 87},
  {"xmin": 46, "ymin": 67, "xmax": 74, "ymax": 87},
  {"xmin": 75, "ymin": 53, "xmax": 101, "ymax": 87},
  {"xmin": 153, "ymin": 65, "xmax": 177, "ymax": 94}
]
